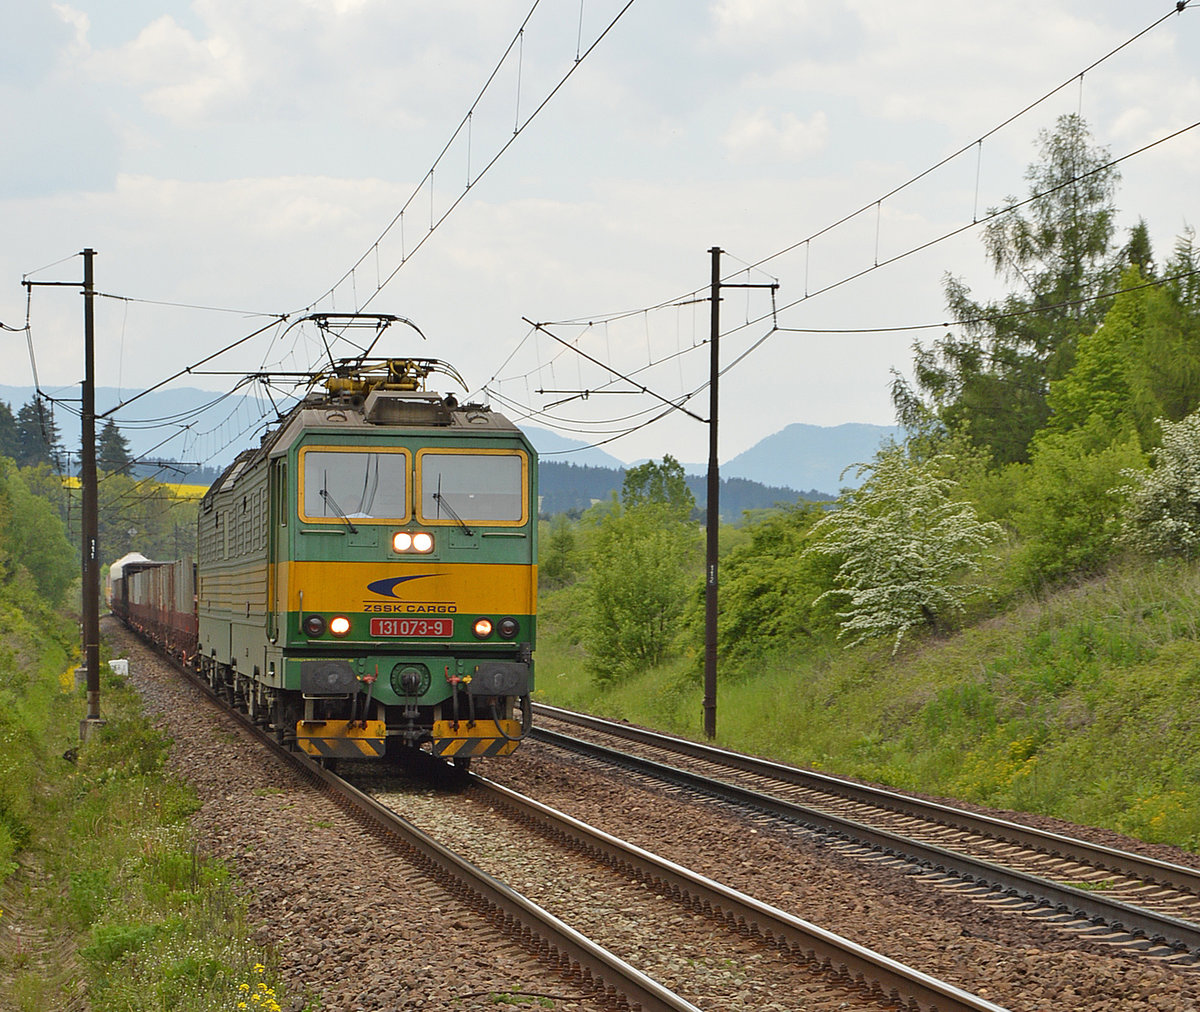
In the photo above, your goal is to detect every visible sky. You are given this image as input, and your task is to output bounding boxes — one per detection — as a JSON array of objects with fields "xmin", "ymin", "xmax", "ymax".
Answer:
[{"xmin": 2, "ymin": 0, "xmax": 1198, "ymax": 469}]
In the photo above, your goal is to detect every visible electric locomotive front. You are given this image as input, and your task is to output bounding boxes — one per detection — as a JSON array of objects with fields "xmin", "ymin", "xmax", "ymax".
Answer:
[{"xmin": 196, "ymin": 359, "xmax": 537, "ymax": 763}]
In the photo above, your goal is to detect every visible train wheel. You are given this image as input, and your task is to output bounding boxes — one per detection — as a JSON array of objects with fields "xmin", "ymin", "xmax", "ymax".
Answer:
[{"xmin": 269, "ymin": 698, "xmax": 298, "ymax": 748}]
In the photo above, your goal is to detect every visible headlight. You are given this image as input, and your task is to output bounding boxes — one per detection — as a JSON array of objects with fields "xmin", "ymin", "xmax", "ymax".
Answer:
[
  {"xmin": 498, "ymin": 617, "xmax": 519, "ymax": 639},
  {"xmin": 303, "ymin": 614, "xmax": 326, "ymax": 637},
  {"xmin": 329, "ymin": 615, "xmax": 351, "ymax": 637},
  {"xmin": 393, "ymin": 531, "xmax": 434, "ymax": 553},
  {"xmin": 473, "ymin": 617, "xmax": 493, "ymax": 639}
]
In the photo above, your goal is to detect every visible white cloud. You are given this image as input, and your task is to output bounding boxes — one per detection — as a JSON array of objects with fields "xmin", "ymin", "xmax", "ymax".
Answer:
[
  {"xmin": 711, "ymin": 0, "xmax": 823, "ymax": 29},
  {"xmin": 82, "ymin": 15, "xmax": 243, "ymax": 122},
  {"xmin": 6, "ymin": 1, "xmax": 1199, "ymax": 465},
  {"xmin": 723, "ymin": 109, "xmax": 828, "ymax": 163},
  {"xmin": 50, "ymin": 2, "xmax": 90, "ymax": 54}
]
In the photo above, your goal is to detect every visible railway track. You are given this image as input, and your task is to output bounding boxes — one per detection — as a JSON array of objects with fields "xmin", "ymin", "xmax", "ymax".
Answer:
[
  {"xmin": 362, "ymin": 769, "xmax": 1011, "ymax": 1012},
  {"xmin": 135, "ymin": 633, "xmax": 1012, "ymax": 1011},
  {"xmin": 531, "ymin": 704, "xmax": 1200, "ymax": 966},
  {"xmin": 185, "ymin": 688, "xmax": 693, "ymax": 1010}
]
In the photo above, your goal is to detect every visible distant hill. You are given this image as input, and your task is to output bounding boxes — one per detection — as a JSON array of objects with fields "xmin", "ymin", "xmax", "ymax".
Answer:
[
  {"xmin": 537, "ymin": 460, "xmax": 829, "ymax": 519},
  {"xmin": 529, "ymin": 421, "xmax": 902, "ymax": 497},
  {"xmin": 522, "ymin": 426, "xmax": 626, "ymax": 469},
  {"xmin": 0, "ymin": 384, "xmax": 897, "ymax": 499},
  {"xmin": 723, "ymin": 422, "xmax": 902, "ymax": 495},
  {"xmin": 0, "ymin": 383, "xmax": 288, "ymax": 472}
]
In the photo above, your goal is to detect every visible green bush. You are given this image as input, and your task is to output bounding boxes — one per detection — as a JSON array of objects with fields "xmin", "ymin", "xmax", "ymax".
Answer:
[
  {"xmin": 0, "ymin": 459, "xmax": 76, "ymax": 605},
  {"xmin": 1010, "ymin": 425, "xmax": 1145, "ymax": 586},
  {"xmin": 582, "ymin": 503, "xmax": 701, "ymax": 684},
  {"xmin": 81, "ymin": 921, "xmax": 163, "ymax": 964},
  {"xmin": 699, "ymin": 504, "xmax": 840, "ymax": 669}
]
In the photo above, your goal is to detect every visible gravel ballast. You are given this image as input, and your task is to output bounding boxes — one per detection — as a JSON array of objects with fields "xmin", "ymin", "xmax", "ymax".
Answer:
[
  {"xmin": 105, "ymin": 620, "xmax": 605, "ymax": 1012},
  {"xmin": 107, "ymin": 618, "xmax": 1199, "ymax": 1011}
]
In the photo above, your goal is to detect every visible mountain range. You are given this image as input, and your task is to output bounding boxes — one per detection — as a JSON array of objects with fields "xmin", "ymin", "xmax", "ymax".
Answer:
[
  {"xmin": 526, "ymin": 422, "xmax": 901, "ymax": 497},
  {"xmin": 0, "ymin": 384, "xmax": 899, "ymax": 498}
]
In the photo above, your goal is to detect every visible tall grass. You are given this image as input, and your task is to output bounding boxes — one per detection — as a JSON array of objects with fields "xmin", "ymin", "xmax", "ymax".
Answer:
[
  {"xmin": 534, "ymin": 555, "xmax": 1200, "ymax": 851},
  {"xmin": 0, "ymin": 625, "xmax": 305, "ymax": 1011}
]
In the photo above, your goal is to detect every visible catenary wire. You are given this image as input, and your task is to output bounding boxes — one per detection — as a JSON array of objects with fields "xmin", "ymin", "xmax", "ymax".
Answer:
[
  {"xmin": 534, "ymin": 2, "xmax": 1193, "ymax": 333},
  {"xmin": 303, "ymin": 0, "xmax": 638, "ymax": 320}
]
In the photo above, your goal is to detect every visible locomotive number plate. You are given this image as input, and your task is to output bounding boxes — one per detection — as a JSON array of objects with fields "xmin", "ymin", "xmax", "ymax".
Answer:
[{"xmin": 370, "ymin": 617, "xmax": 454, "ymax": 638}]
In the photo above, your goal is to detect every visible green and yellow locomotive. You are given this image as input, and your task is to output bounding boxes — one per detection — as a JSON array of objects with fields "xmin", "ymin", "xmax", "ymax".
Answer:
[{"xmin": 193, "ymin": 355, "xmax": 537, "ymax": 764}]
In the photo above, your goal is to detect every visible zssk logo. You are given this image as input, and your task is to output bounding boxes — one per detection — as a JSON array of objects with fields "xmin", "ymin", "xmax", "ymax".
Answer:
[{"xmin": 366, "ymin": 574, "xmax": 436, "ymax": 599}]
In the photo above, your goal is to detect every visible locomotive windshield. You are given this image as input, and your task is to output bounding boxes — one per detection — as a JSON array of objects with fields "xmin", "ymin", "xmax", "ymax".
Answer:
[
  {"xmin": 418, "ymin": 451, "xmax": 525, "ymax": 524},
  {"xmin": 300, "ymin": 448, "xmax": 409, "ymax": 522}
]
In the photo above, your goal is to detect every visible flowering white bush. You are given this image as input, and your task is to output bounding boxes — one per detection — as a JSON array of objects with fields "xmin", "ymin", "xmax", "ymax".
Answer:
[
  {"xmin": 806, "ymin": 446, "xmax": 1002, "ymax": 652},
  {"xmin": 1120, "ymin": 410, "xmax": 1200, "ymax": 558}
]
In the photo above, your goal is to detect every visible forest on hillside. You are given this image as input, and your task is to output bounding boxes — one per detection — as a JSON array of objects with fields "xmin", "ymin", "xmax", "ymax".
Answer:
[{"xmin": 537, "ymin": 459, "xmax": 828, "ymax": 518}]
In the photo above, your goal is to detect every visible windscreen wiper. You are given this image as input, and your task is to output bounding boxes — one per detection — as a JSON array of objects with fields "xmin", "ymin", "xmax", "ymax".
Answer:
[
  {"xmin": 319, "ymin": 488, "xmax": 359, "ymax": 533},
  {"xmin": 432, "ymin": 491, "xmax": 473, "ymax": 536}
]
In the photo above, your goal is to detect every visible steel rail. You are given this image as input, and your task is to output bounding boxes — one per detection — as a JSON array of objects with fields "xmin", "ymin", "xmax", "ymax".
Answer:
[
  {"xmin": 146, "ymin": 634, "xmax": 1009, "ymax": 1010},
  {"xmin": 299, "ymin": 760, "xmax": 703, "ymax": 1012},
  {"xmin": 532, "ymin": 718, "xmax": 1200, "ymax": 957},
  {"xmin": 122, "ymin": 625, "xmax": 703, "ymax": 1012},
  {"xmin": 534, "ymin": 704, "xmax": 1200, "ymax": 896},
  {"xmin": 473, "ymin": 774, "xmax": 1011, "ymax": 1012}
]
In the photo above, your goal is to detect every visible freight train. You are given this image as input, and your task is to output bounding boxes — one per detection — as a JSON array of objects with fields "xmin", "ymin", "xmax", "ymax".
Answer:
[{"xmin": 111, "ymin": 348, "xmax": 537, "ymax": 766}]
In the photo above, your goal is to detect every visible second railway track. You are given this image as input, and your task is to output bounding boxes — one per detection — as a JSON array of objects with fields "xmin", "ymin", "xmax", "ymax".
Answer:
[
  {"xmin": 530, "ymin": 704, "xmax": 1200, "ymax": 966},
  {"xmin": 360, "ymin": 768, "xmax": 1011, "ymax": 1012}
]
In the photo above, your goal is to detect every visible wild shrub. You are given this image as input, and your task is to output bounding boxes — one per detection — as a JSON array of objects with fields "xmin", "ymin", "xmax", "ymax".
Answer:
[
  {"xmin": 1121, "ymin": 409, "xmax": 1200, "ymax": 558},
  {"xmin": 698, "ymin": 504, "xmax": 840, "ymax": 669},
  {"xmin": 583, "ymin": 503, "xmax": 701, "ymax": 683},
  {"xmin": 806, "ymin": 445, "xmax": 1002, "ymax": 651},
  {"xmin": 1009, "ymin": 423, "xmax": 1145, "ymax": 587}
]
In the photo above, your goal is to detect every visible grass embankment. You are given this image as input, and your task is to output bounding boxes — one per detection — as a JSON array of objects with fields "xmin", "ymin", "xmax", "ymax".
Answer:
[
  {"xmin": 535, "ymin": 556, "xmax": 1200, "ymax": 851},
  {"xmin": 0, "ymin": 611, "xmax": 299, "ymax": 1010}
]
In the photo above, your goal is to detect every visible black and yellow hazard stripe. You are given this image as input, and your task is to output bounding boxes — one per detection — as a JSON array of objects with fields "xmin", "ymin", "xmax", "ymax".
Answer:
[
  {"xmin": 295, "ymin": 719, "xmax": 387, "ymax": 759},
  {"xmin": 431, "ymin": 718, "xmax": 522, "ymax": 758}
]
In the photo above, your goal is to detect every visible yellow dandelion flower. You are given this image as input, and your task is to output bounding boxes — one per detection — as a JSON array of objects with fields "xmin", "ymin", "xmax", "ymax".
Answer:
[
  {"xmin": 240, "ymin": 983, "xmax": 250, "ymax": 992},
  {"xmin": 238, "ymin": 1004, "xmax": 247, "ymax": 1010},
  {"xmin": 254, "ymin": 964, "xmax": 266, "ymax": 973}
]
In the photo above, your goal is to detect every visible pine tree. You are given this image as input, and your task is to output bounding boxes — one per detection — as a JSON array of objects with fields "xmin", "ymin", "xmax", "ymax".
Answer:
[
  {"xmin": 98, "ymin": 419, "xmax": 133, "ymax": 474},
  {"xmin": 15, "ymin": 398, "xmax": 62, "ymax": 469},
  {"xmin": 0, "ymin": 401, "xmax": 18, "ymax": 460}
]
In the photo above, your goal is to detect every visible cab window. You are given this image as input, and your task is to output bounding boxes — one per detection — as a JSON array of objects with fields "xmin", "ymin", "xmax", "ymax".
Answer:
[
  {"xmin": 299, "ymin": 448, "xmax": 409, "ymax": 522},
  {"xmin": 418, "ymin": 451, "xmax": 525, "ymax": 524}
]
